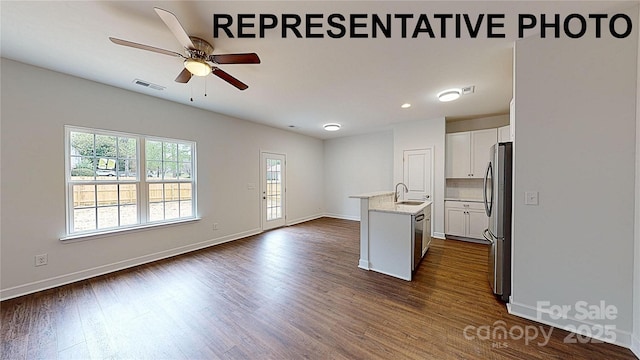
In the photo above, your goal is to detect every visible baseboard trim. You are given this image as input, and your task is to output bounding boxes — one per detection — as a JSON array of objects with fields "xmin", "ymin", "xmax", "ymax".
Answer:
[
  {"xmin": 287, "ymin": 214, "xmax": 324, "ymax": 226},
  {"xmin": 432, "ymin": 232, "xmax": 446, "ymax": 239},
  {"xmin": 631, "ymin": 333, "xmax": 640, "ymax": 358},
  {"xmin": 358, "ymin": 259, "xmax": 370, "ymax": 270},
  {"xmin": 324, "ymin": 213, "xmax": 360, "ymax": 221},
  {"xmin": 0, "ymin": 228, "xmax": 262, "ymax": 301},
  {"xmin": 508, "ymin": 301, "xmax": 633, "ymax": 349}
]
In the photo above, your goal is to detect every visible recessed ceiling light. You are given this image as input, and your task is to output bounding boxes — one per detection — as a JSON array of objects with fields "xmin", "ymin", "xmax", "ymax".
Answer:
[
  {"xmin": 401, "ymin": 103, "xmax": 411, "ymax": 109},
  {"xmin": 437, "ymin": 88, "xmax": 462, "ymax": 102},
  {"xmin": 323, "ymin": 123, "xmax": 341, "ymax": 131}
]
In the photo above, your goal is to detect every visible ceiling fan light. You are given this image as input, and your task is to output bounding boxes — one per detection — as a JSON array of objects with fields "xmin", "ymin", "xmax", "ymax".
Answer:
[
  {"xmin": 437, "ymin": 88, "xmax": 462, "ymax": 102},
  {"xmin": 184, "ymin": 58, "xmax": 211, "ymax": 76},
  {"xmin": 323, "ymin": 123, "xmax": 341, "ymax": 131}
]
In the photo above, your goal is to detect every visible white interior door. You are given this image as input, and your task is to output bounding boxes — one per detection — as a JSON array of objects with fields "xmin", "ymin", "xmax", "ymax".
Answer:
[
  {"xmin": 261, "ymin": 152, "xmax": 286, "ymax": 230},
  {"xmin": 403, "ymin": 148, "xmax": 433, "ymax": 201}
]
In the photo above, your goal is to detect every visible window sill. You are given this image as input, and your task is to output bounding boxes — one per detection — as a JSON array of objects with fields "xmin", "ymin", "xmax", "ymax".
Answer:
[{"xmin": 60, "ymin": 217, "xmax": 201, "ymax": 243}]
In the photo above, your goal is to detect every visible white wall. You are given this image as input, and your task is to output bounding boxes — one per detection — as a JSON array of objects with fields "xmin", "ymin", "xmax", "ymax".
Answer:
[
  {"xmin": 323, "ymin": 131, "xmax": 394, "ymax": 220},
  {"xmin": 510, "ymin": 5, "xmax": 638, "ymax": 348},
  {"xmin": 393, "ymin": 118, "xmax": 446, "ymax": 238},
  {"xmin": 0, "ymin": 59, "xmax": 324, "ymax": 299}
]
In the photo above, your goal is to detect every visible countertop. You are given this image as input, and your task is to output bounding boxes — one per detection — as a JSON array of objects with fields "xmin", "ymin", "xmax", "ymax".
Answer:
[
  {"xmin": 370, "ymin": 200, "xmax": 432, "ymax": 215},
  {"xmin": 349, "ymin": 191, "xmax": 394, "ymax": 199}
]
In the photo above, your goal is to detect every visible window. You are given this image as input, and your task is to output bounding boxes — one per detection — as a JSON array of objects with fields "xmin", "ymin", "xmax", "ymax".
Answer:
[
  {"xmin": 65, "ymin": 127, "xmax": 196, "ymax": 237},
  {"xmin": 145, "ymin": 140, "xmax": 194, "ymax": 222}
]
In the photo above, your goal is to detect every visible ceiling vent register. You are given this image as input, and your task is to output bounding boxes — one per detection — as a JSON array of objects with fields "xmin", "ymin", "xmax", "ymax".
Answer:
[{"xmin": 133, "ymin": 79, "xmax": 165, "ymax": 91}]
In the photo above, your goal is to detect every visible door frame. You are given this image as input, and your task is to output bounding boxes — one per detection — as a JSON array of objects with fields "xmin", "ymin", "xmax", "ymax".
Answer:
[{"xmin": 260, "ymin": 151, "xmax": 287, "ymax": 231}]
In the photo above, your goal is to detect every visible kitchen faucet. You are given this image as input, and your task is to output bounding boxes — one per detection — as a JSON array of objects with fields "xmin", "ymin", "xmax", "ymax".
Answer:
[{"xmin": 395, "ymin": 182, "xmax": 408, "ymax": 202}]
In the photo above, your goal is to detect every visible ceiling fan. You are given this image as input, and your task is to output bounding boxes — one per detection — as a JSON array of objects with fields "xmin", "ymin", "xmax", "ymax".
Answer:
[{"xmin": 109, "ymin": 7, "xmax": 260, "ymax": 90}]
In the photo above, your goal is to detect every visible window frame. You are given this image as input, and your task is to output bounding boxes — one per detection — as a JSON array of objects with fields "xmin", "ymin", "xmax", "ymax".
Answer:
[{"xmin": 63, "ymin": 126, "xmax": 198, "ymax": 240}]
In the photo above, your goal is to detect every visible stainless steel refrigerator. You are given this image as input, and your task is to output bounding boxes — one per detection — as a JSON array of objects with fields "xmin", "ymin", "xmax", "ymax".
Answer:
[{"xmin": 483, "ymin": 142, "xmax": 512, "ymax": 302}]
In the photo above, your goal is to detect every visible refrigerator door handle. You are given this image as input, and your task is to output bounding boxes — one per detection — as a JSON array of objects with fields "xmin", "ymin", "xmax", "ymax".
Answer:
[
  {"xmin": 483, "ymin": 161, "xmax": 493, "ymax": 217},
  {"xmin": 483, "ymin": 228, "xmax": 494, "ymax": 243}
]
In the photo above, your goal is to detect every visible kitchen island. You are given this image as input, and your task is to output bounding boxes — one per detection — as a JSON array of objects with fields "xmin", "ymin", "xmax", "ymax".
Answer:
[{"xmin": 350, "ymin": 192, "xmax": 432, "ymax": 280}]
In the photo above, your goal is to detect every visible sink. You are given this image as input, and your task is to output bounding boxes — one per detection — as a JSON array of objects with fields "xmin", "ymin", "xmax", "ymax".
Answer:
[{"xmin": 396, "ymin": 201, "xmax": 424, "ymax": 206}]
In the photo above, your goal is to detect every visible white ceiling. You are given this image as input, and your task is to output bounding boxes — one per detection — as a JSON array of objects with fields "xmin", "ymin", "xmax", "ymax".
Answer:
[{"xmin": 0, "ymin": 1, "xmax": 625, "ymax": 139}]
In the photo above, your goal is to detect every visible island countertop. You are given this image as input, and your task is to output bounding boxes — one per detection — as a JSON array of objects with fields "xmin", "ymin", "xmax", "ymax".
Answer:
[
  {"xmin": 370, "ymin": 200, "xmax": 432, "ymax": 215},
  {"xmin": 349, "ymin": 191, "xmax": 395, "ymax": 199}
]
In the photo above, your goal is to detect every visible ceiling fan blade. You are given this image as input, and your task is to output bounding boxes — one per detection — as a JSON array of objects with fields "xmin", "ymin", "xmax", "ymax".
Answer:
[
  {"xmin": 212, "ymin": 68, "xmax": 248, "ymax": 90},
  {"xmin": 175, "ymin": 68, "xmax": 192, "ymax": 83},
  {"xmin": 154, "ymin": 7, "xmax": 195, "ymax": 50},
  {"xmin": 210, "ymin": 53, "xmax": 261, "ymax": 65},
  {"xmin": 109, "ymin": 37, "xmax": 183, "ymax": 58}
]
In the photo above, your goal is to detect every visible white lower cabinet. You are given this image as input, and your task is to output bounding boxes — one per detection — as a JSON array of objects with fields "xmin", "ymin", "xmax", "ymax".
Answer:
[{"xmin": 444, "ymin": 201, "xmax": 488, "ymax": 240}]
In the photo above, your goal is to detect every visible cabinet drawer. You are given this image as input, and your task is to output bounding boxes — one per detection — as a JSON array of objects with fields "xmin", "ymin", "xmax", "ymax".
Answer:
[{"xmin": 445, "ymin": 201, "xmax": 485, "ymax": 211}]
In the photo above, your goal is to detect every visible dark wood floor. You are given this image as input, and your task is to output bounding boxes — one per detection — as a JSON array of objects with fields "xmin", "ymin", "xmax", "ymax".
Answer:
[{"xmin": 1, "ymin": 218, "xmax": 636, "ymax": 359}]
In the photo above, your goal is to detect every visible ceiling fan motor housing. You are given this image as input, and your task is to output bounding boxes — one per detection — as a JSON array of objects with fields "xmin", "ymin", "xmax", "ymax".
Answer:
[{"xmin": 188, "ymin": 36, "xmax": 214, "ymax": 60}]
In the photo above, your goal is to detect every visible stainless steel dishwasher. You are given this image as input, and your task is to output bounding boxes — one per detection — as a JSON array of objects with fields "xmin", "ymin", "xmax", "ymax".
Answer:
[{"xmin": 412, "ymin": 210, "xmax": 425, "ymax": 271}]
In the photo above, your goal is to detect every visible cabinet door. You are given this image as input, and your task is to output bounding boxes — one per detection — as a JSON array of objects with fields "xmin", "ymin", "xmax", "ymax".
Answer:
[
  {"xmin": 446, "ymin": 132, "xmax": 471, "ymax": 178},
  {"xmin": 467, "ymin": 209, "xmax": 489, "ymax": 239},
  {"xmin": 422, "ymin": 216, "xmax": 431, "ymax": 254},
  {"xmin": 445, "ymin": 207, "xmax": 466, "ymax": 237},
  {"xmin": 498, "ymin": 125, "xmax": 511, "ymax": 142},
  {"xmin": 470, "ymin": 129, "xmax": 498, "ymax": 178}
]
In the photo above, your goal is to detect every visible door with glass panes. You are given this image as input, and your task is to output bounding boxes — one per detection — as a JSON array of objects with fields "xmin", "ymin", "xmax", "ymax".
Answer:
[{"xmin": 261, "ymin": 152, "xmax": 286, "ymax": 230}]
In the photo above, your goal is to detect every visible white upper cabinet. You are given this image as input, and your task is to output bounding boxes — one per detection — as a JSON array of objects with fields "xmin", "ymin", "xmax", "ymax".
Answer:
[
  {"xmin": 498, "ymin": 125, "xmax": 511, "ymax": 142},
  {"xmin": 446, "ymin": 128, "xmax": 497, "ymax": 178},
  {"xmin": 445, "ymin": 131, "xmax": 471, "ymax": 178}
]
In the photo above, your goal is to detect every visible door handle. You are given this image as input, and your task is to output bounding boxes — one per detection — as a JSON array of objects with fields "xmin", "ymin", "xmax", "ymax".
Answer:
[{"xmin": 483, "ymin": 229, "xmax": 494, "ymax": 243}]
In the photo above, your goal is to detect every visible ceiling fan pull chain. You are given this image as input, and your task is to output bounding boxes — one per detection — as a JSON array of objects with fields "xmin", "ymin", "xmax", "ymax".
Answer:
[
  {"xmin": 190, "ymin": 81, "xmax": 194, "ymax": 102},
  {"xmin": 204, "ymin": 78, "xmax": 207, "ymax": 97}
]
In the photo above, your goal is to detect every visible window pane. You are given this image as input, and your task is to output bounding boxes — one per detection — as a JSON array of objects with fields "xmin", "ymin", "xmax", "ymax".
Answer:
[
  {"xmin": 163, "ymin": 142, "xmax": 177, "ymax": 161},
  {"xmin": 70, "ymin": 157, "xmax": 95, "ymax": 180},
  {"xmin": 146, "ymin": 141, "xmax": 163, "ymax": 161},
  {"xmin": 165, "ymin": 201, "xmax": 179, "ymax": 220},
  {"xmin": 97, "ymin": 184, "xmax": 118, "ymax": 207},
  {"xmin": 96, "ymin": 158, "xmax": 117, "ymax": 180},
  {"xmin": 180, "ymin": 183, "xmax": 192, "ymax": 201},
  {"xmin": 70, "ymin": 131, "xmax": 94, "ymax": 157},
  {"xmin": 73, "ymin": 185, "xmax": 95, "ymax": 208},
  {"xmin": 95, "ymin": 135, "xmax": 117, "ymax": 157},
  {"xmin": 164, "ymin": 162, "xmax": 178, "ymax": 180},
  {"xmin": 165, "ymin": 183, "xmax": 180, "ymax": 201},
  {"xmin": 74, "ymin": 208, "xmax": 96, "ymax": 232},
  {"xmin": 146, "ymin": 160, "xmax": 162, "ymax": 179},
  {"xmin": 149, "ymin": 184, "xmax": 163, "ymax": 203},
  {"xmin": 149, "ymin": 202, "xmax": 164, "ymax": 222},
  {"xmin": 118, "ymin": 158, "xmax": 137, "ymax": 180},
  {"xmin": 119, "ymin": 184, "xmax": 137, "ymax": 205},
  {"xmin": 97, "ymin": 206, "xmax": 118, "ymax": 229},
  {"xmin": 118, "ymin": 137, "xmax": 137, "ymax": 159},
  {"xmin": 178, "ymin": 162, "xmax": 192, "ymax": 179},
  {"xmin": 178, "ymin": 143, "xmax": 192, "ymax": 162},
  {"xmin": 180, "ymin": 200, "xmax": 193, "ymax": 217},
  {"xmin": 120, "ymin": 205, "xmax": 138, "ymax": 226}
]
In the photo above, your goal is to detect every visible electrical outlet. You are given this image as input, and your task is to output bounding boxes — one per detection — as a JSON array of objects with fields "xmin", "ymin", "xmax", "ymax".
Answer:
[
  {"xmin": 35, "ymin": 254, "xmax": 48, "ymax": 267},
  {"xmin": 213, "ymin": 223, "xmax": 219, "ymax": 231},
  {"xmin": 525, "ymin": 191, "xmax": 539, "ymax": 205}
]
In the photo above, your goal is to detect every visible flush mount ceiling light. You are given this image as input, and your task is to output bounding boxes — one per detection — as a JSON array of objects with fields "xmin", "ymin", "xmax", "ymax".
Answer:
[
  {"xmin": 323, "ymin": 123, "xmax": 341, "ymax": 131},
  {"xmin": 184, "ymin": 58, "xmax": 212, "ymax": 76},
  {"xmin": 401, "ymin": 103, "xmax": 412, "ymax": 109},
  {"xmin": 437, "ymin": 88, "xmax": 462, "ymax": 102}
]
